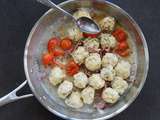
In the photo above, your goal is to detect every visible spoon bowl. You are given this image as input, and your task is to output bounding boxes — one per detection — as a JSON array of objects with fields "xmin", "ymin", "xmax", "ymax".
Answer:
[{"xmin": 77, "ymin": 17, "xmax": 100, "ymax": 34}]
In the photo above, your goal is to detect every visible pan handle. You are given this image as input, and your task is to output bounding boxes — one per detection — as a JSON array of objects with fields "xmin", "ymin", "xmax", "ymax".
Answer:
[{"xmin": 0, "ymin": 80, "xmax": 33, "ymax": 107}]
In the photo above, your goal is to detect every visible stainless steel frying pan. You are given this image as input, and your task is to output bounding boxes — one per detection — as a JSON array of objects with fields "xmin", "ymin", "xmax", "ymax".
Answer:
[{"xmin": 0, "ymin": 0, "xmax": 149, "ymax": 120}]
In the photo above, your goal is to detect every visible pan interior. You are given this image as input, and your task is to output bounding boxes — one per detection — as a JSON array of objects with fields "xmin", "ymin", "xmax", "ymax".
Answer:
[{"xmin": 24, "ymin": 0, "xmax": 149, "ymax": 119}]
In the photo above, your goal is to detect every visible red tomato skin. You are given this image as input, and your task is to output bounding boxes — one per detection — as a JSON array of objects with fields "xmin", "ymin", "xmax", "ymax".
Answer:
[
  {"xmin": 47, "ymin": 37, "xmax": 60, "ymax": 52},
  {"xmin": 120, "ymin": 49, "xmax": 130, "ymax": 57},
  {"xmin": 66, "ymin": 60, "xmax": 79, "ymax": 76},
  {"xmin": 112, "ymin": 28, "xmax": 127, "ymax": 42},
  {"xmin": 115, "ymin": 49, "xmax": 130, "ymax": 57},
  {"xmin": 53, "ymin": 49, "xmax": 65, "ymax": 57},
  {"xmin": 42, "ymin": 53, "xmax": 54, "ymax": 66},
  {"xmin": 83, "ymin": 33, "xmax": 99, "ymax": 38},
  {"xmin": 117, "ymin": 41, "xmax": 129, "ymax": 50},
  {"xmin": 60, "ymin": 38, "xmax": 72, "ymax": 50}
]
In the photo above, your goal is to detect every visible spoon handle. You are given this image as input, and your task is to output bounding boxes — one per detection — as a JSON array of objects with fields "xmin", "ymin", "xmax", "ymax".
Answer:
[{"xmin": 37, "ymin": 0, "xmax": 74, "ymax": 19}]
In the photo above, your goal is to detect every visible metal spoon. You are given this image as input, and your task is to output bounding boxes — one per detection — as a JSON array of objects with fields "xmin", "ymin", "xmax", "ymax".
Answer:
[{"xmin": 36, "ymin": 0, "xmax": 100, "ymax": 34}]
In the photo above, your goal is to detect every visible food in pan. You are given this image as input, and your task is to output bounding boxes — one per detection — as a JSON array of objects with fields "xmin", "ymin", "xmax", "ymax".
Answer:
[
  {"xmin": 73, "ymin": 72, "xmax": 88, "ymax": 89},
  {"xmin": 41, "ymin": 8, "xmax": 133, "ymax": 109}
]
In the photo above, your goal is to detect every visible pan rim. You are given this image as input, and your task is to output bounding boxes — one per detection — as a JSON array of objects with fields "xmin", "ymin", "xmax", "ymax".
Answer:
[{"xmin": 24, "ymin": 0, "xmax": 149, "ymax": 120}]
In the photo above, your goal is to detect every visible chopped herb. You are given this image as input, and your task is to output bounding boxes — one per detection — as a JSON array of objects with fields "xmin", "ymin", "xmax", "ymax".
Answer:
[{"xmin": 80, "ymin": 37, "xmax": 86, "ymax": 41}]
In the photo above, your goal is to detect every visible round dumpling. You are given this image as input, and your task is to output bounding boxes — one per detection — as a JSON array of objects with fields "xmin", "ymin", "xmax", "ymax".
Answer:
[
  {"xmin": 111, "ymin": 77, "xmax": 128, "ymax": 95},
  {"xmin": 73, "ymin": 8, "xmax": 91, "ymax": 19},
  {"xmin": 115, "ymin": 60, "xmax": 131, "ymax": 79},
  {"xmin": 72, "ymin": 46, "xmax": 89, "ymax": 64},
  {"xmin": 89, "ymin": 74, "xmax": 105, "ymax": 90},
  {"xmin": 102, "ymin": 87, "xmax": 120, "ymax": 104},
  {"xmin": 85, "ymin": 53, "xmax": 101, "ymax": 71},
  {"xmin": 99, "ymin": 33, "xmax": 117, "ymax": 48},
  {"xmin": 84, "ymin": 38, "xmax": 100, "ymax": 50},
  {"xmin": 102, "ymin": 53, "xmax": 118, "ymax": 67},
  {"xmin": 73, "ymin": 72, "xmax": 88, "ymax": 89},
  {"xmin": 68, "ymin": 27, "xmax": 82, "ymax": 41},
  {"xmin": 81, "ymin": 86, "xmax": 95, "ymax": 104},
  {"xmin": 100, "ymin": 65, "xmax": 116, "ymax": 81},
  {"xmin": 49, "ymin": 67, "xmax": 66, "ymax": 86},
  {"xmin": 65, "ymin": 91, "xmax": 83, "ymax": 108},
  {"xmin": 99, "ymin": 16, "xmax": 115, "ymax": 31},
  {"xmin": 57, "ymin": 81, "xmax": 73, "ymax": 99}
]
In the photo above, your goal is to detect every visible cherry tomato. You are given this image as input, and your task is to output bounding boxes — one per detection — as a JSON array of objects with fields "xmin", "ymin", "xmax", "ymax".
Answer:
[
  {"xmin": 115, "ymin": 49, "xmax": 130, "ymax": 57},
  {"xmin": 48, "ymin": 37, "xmax": 59, "ymax": 52},
  {"xmin": 60, "ymin": 38, "xmax": 72, "ymax": 50},
  {"xmin": 112, "ymin": 28, "xmax": 127, "ymax": 42},
  {"xmin": 119, "ymin": 49, "xmax": 130, "ymax": 57},
  {"xmin": 53, "ymin": 49, "xmax": 65, "ymax": 57},
  {"xmin": 42, "ymin": 53, "xmax": 54, "ymax": 66},
  {"xmin": 66, "ymin": 60, "xmax": 79, "ymax": 76},
  {"xmin": 117, "ymin": 41, "xmax": 129, "ymax": 50},
  {"xmin": 83, "ymin": 33, "xmax": 99, "ymax": 38}
]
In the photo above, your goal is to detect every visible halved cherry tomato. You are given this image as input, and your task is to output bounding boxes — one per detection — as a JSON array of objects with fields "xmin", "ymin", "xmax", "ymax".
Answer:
[
  {"xmin": 83, "ymin": 33, "xmax": 99, "ymax": 38},
  {"xmin": 66, "ymin": 60, "xmax": 79, "ymax": 76},
  {"xmin": 117, "ymin": 41, "xmax": 129, "ymax": 50},
  {"xmin": 112, "ymin": 28, "xmax": 127, "ymax": 42},
  {"xmin": 115, "ymin": 49, "xmax": 130, "ymax": 57},
  {"xmin": 48, "ymin": 37, "xmax": 60, "ymax": 52},
  {"xmin": 60, "ymin": 38, "xmax": 72, "ymax": 50},
  {"xmin": 53, "ymin": 49, "xmax": 65, "ymax": 57},
  {"xmin": 119, "ymin": 49, "xmax": 130, "ymax": 57},
  {"xmin": 42, "ymin": 53, "xmax": 54, "ymax": 66}
]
